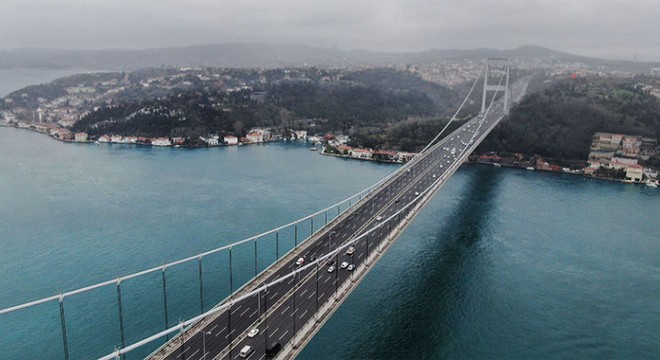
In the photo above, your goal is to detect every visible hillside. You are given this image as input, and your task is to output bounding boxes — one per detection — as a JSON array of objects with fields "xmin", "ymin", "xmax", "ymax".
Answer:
[
  {"xmin": 1, "ymin": 44, "xmax": 658, "ymax": 73},
  {"xmin": 62, "ymin": 68, "xmax": 450, "ymax": 141},
  {"xmin": 479, "ymin": 76, "xmax": 660, "ymax": 165}
]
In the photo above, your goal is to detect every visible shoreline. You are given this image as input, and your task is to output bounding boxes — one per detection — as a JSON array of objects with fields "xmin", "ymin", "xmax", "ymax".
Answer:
[
  {"xmin": 319, "ymin": 147, "xmax": 408, "ymax": 165},
  {"xmin": 2, "ymin": 124, "xmax": 656, "ymax": 187},
  {"xmin": 468, "ymin": 161, "xmax": 656, "ymax": 187},
  {"xmin": 0, "ymin": 123, "xmax": 290, "ymax": 149}
]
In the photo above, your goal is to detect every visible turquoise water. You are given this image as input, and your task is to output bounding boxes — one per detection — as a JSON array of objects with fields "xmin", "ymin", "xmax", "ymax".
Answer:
[{"xmin": 0, "ymin": 127, "xmax": 658, "ymax": 359}]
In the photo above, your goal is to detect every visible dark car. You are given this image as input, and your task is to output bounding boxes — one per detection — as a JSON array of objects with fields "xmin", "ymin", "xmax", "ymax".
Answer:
[{"xmin": 266, "ymin": 342, "xmax": 282, "ymax": 358}]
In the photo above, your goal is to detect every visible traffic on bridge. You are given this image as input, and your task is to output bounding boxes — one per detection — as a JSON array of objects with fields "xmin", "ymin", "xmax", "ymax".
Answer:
[{"xmin": 147, "ymin": 69, "xmax": 530, "ymax": 360}]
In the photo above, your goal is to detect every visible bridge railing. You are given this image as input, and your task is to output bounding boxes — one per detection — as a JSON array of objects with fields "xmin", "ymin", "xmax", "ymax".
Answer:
[
  {"xmin": 1, "ymin": 76, "xmax": 488, "ymax": 360},
  {"xmin": 0, "ymin": 121, "xmax": 450, "ymax": 359},
  {"xmin": 105, "ymin": 127, "xmax": 487, "ymax": 360},
  {"xmin": 116, "ymin": 75, "xmax": 502, "ymax": 360}
]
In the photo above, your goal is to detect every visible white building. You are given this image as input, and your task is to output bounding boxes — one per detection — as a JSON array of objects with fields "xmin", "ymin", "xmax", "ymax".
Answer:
[
  {"xmin": 200, "ymin": 135, "xmax": 219, "ymax": 146},
  {"xmin": 293, "ymin": 130, "xmax": 307, "ymax": 140},
  {"xmin": 151, "ymin": 137, "xmax": 172, "ymax": 146},
  {"xmin": 224, "ymin": 135, "xmax": 239, "ymax": 145},
  {"xmin": 246, "ymin": 132, "xmax": 263, "ymax": 143},
  {"xmin": 351, "ymin": 148, "xmax": 373, "ymax": 159}
]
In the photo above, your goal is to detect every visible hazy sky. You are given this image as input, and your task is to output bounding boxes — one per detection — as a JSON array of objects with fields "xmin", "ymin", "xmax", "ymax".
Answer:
[{"xmin": 1, "ymin": 0, "xmax": 659, "ymax": 61}]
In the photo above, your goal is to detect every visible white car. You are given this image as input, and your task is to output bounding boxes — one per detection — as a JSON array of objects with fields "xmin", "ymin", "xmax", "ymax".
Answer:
[
  {"xmin": 328, "ymin": 265, "xmax": 336, "ymax": 273},
  {"xmin": 295, "ymin": 257, "xmax": 304, "ymax": 266},
  {"xmin": 415, "ymin": 191, "xmax": 420, "ymax": 196},
  {"xmin": 239, "ymin": 345, "xmax": 254, "ymax": 358},
  {"xmin": 376, "ymin": 215, "xmax": 383, "ymax": 221},
  {"xmin": 432, "ymin": 174, "xmax": 436, "ymax": 178},
  {"xmin": 248, "ymin": 328, "xmax": 259, "ymax": 338},
  {"xmin": 340, "ymin": 261, "xmax": 349, "ymax": 269},
  {"xmin": 346, "ymin": 246, "xmax": 356, "ymax": 255},
  {"xmin": 347, "ymin": 264, "xmax": 355, "ymax": 271}
]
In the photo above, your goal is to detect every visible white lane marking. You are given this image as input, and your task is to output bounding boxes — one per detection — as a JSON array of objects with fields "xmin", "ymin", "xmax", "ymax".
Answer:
[
  {"xmin": 239, "ymin": 307, "xmax": 250, "ymax": 317},
  {"xmin": 271, "ymin": 327, "xmax": 279, "ymax": 337},
  {"xmin": 301, "ymin": 309, "xmax": 309, "ymax": 318},
  {"xmin": 300, "ymin": 289, "xmax": 308, "ymax": 297},
  {"xmin": 224, "ymin": 328, "xmax": 236, "ymax": 339},
  {"xmin": 279, "ymin": 329, "xmax": 289, "ymax": 341},
  {"xmin": 281, "ymin": 305, "xmax": 290, "ymax": 315},
  {"xmin": 308, "ymin": 291, "xmax": 315, "ymax": 300},
  {"xmin": 324, "ymin": 276, "xmax": 330, "ymax": 284},
  {"xmin": 210, "ymin": 324, "xmax": 218, "ymax": 332},
  {"xmin": 175, "ymin": 346, "xmax": 191, "ymax": 359},
  {"xmin": 249, "ymin": 309, "xmax": 258, "ymax": 318},
  {"xmin": 188, "ymin": 349, "xmax": 199, "ymax": 359}
]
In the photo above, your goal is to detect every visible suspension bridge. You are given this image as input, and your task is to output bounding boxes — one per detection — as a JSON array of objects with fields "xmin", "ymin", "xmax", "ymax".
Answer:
[{"xmin": 1, "ymin": 60, "xmax": 530, "ymax": 360}]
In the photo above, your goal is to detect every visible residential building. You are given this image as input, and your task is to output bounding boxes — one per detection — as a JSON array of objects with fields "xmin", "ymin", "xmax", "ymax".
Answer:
[
  {"xmin": 74, "ymin": 132, "xmax": 88, "ymax": 142},
  {"xmin": 246, "ymin": 132, "xmax": 263, "ymax": 143},
  {"xmin": 151, "ymin": 137, "xmax": 172, "ymax": 146},
  {"xmin": 224, "ymin": 135, "xmax": 238, "ymax": 145},
  {"xmin": 200, "ymin": 135, "xmax": 219, "ymax": 146},
  {"xmin": 625, "ymin": 165, "xmax": 644, "ymax": 182},
  {"xmin": 351, "ymin": 148, "xmax": 373, "ymax": 159}
]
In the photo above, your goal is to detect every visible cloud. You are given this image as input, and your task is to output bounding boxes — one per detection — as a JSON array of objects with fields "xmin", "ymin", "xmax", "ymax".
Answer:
[{"xmin": 0, "ymin": 0, "xmax": 658, "ymax": 60}]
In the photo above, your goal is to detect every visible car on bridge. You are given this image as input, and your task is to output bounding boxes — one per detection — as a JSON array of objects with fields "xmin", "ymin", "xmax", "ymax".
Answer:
[
  {"xmin": 346, "ymin": 246, "xmax": 355, "ymax": 255},
  {"xmin": 347, "ymin": 264, "xmax": 355, "ymax": 271},
  {"xmin": 266, "ymin": 342, "xmax": 282, "ymax": 358},
  {"xmin": 376, "ymin": 215, "xmax": 383, "ymax": 221},
  {"xmin": 296, "ymin": 257, "xmax": 304, "ymax": 266},
  {"xmin": 340, "ymin": 261, "xmax": 349, "ymax": 269},
  {"xmin": 239, "ymin": 345, "xmax": 254, "ymax": 358},
  {"xmin": 328, "ymin": 265, "xmax": 336, "ymax": 273},
  {"xmin": 248, "ymin": 328, "xmax": 259, "ymax": 338}
]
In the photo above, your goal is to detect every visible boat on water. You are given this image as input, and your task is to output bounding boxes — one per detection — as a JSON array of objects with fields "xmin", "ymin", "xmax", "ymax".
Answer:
[
  {"xmin": 310, "ymin": 147, "xmax": 317, "ymax": 151},
  {"xmin": 645, "ymin": 180, "xmax": 658, "ymax": 188},
  {"xmin": 526, "ymin": 166, "xmax": 534, "ymax": 171},
  {"xmin": 493, "ymin": 163, "xmax": 502, "ymax": 167}
]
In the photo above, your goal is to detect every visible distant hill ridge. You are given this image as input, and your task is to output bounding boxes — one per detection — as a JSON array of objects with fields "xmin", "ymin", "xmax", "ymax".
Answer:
[{"xmin": 0, "ymin": 43, "xmax": 658, "ymax": 72}]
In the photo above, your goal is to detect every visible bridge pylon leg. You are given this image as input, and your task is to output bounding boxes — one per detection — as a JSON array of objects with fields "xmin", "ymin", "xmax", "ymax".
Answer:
[{"xmin": 481, "ymin": 58, "xmax": 511, "ymax": 114}]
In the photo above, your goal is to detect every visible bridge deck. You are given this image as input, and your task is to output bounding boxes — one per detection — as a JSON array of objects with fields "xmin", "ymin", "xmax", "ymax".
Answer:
[{"xmin": 149, "ymin": 77, "xmax": 530, "ymax": 360}]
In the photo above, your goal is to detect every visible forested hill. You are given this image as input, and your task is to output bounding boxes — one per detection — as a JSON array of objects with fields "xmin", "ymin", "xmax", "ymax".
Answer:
[
  {"xmin": 479, "ymin": 77, "xmax": 660, "ymax": 162},
  {"xmin": 71, "ymin": 71, "xmax": 449, "ymax": 139}
]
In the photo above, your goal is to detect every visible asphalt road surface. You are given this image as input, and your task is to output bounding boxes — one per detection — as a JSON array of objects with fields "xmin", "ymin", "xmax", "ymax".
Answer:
[{"xmin": 151, "ymin": 77, "xmax": 529, "ymax": 360}]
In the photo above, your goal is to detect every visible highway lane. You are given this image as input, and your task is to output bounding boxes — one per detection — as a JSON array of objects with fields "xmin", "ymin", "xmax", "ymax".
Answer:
[
  {"xmin": 162, "ymin": 118, "xmax": 483, "ymax": 360},
  {"xmin": 153, "ymin": 77, "xmax": 529, "ymax": 360}
]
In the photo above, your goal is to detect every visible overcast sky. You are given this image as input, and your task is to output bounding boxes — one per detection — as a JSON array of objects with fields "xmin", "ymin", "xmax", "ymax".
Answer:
[{"xmin": 1, "ymin": 0, "xmax": 659, "ymax": 61}]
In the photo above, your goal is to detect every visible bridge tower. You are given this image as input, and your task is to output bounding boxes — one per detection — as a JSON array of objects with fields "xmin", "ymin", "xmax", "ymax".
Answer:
[{"xmin": 481, "ymin": 58, "xmax": 511, "ymax": 114}]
